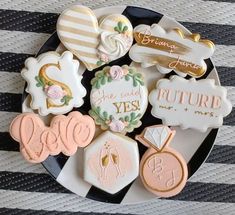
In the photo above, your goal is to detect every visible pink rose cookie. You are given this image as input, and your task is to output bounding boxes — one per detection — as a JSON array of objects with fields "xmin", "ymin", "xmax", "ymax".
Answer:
[
  {"xmin": 83, "ymin": 131, "xmax": 139, "ymax": 194},
  {"xmin": 9, "ymin": 111, "xmax": 95, "ymax": 163},
  {"xmin": 21, "ymin": 51, "xmax": 86, "ymax": 116},
  {"xmin": 57, "ymin": 5, "xmax": 133, "ymax": 71},
  {"xmin": 136, "ymin": 125, "xmax": 188, "ymax": 197},
  {"xmin": 89, "ymin": 65, "xmax": 148, "ymax": 133}
]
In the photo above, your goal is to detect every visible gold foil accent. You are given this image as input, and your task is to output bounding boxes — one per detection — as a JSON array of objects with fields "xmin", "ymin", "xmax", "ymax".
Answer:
[
  {"xmin": 142, "ymin": 54, "xmax": 205, "ymax": 77},
  {"xmin": 173, "ymin": 28, "xmax": 215, "ymax": 48},
  {"xmin": 39, "ymin": 63, "xmax": 72, "ymax": 108},
  {"xmin": 134, "ymin": 32, "xmax": 190, "ymax": 55}
]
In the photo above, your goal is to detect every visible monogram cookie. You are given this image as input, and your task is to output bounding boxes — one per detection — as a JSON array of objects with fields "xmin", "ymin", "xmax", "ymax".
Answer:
[
  {"xmin": 149, "ymin": 76, "xmax": 232, "ymax": 132},
  {"xmin": 21, "ymin": 51, "xmax": 86, "ymax": 116},
  {"xmin": 57, "ymin": 5, "xmax": 133, "ymax": 71},
  {"xmin": 129, "ymin": 24, "xmax": 215, "ymax": 77},
  {"xmin": 83, "ymin": 131, "xmax": 139, "ymax": 194},
  {"xmin": 89, "ymin": 65, "xmax": 148, "ymax": 133},
  {"xmin": 9, "ymin": 111, "xmax": 95, "ymax": 163},
  {"xmin": 136, "ymin": 125, "xmax": 188, "ymax": 197}
]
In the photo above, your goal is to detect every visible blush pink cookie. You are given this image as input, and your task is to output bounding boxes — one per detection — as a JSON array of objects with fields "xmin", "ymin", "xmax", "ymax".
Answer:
[
  {"xmin": 9, "ymin": 111, "xmax": 95, "ymax": 163},
  {"xmin": 136, "ymin": 125, "xmax": 188, "ymax": 197}
]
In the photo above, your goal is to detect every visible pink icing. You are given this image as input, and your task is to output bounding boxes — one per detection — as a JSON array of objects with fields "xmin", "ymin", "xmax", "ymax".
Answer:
[
  {"xmin": 9, "ymin": 111, "xmax": 95, "ymax": 163},
  {"xmin": 109, "ymin": 119, "xmax": 125, "ymax": 132},
  {"xmin": 109, "ymin": 65, "xmax": 124, "ymax": 80},
  {"xmin": 88, "ymin": 139, "xmax": 132, "ymax": 188},
  {"xmin": 44, "ymin": 85, "xmax": 66, "ymax": 99}
]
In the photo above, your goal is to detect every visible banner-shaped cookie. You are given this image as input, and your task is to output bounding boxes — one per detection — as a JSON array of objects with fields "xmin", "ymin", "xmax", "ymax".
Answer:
[
  {"xmin": 129, "ymin": 24, "xmax": 215, "ymax": 77},
  {"xmin": 57, "ymin": 5, "xmax": 133, "ymax": 71},
  {"xmin": 149, "ymin": 76, "xmax": 232, "ymax": 132}
]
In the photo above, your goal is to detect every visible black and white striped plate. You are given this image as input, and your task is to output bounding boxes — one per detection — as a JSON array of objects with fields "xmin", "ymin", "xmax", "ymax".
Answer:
[{"xmin": 22, "ymin": 6, "xmax": 219, "ymax": 204}]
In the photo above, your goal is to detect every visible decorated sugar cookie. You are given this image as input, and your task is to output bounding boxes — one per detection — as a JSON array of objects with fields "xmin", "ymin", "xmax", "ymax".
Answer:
[
  {"xmin": 83, "ymin": 131, "xmax": 139, "ymax": 194},
  {"xmin": 21, "ymin": 51, "xmax": 86, "ymax": 116},
  {"xmin": 89, "ymin": 65, "xmax": 148, "ymax": 133},
  {"xmin": 9, "ymin": 111, "xmax": 95, "ymax": 163},
  {"xmin": 57, "ymin": 5, "xmax": 133, "ymax": 71},
  {"xmin": 129, "ymin": 24, "xmax": 215, "ymax": 77},
  {"xmin": 149, "ymin": 76, "xmax": 232, "ymax": 132},
  {"xmin": 136, "ymin": 125, "xmax": 188, "ymax": 197}
]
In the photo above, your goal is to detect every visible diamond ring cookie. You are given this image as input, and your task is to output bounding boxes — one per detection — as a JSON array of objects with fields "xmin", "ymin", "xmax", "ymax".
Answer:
[
  {"xmin": 129, "ymin": 24, "xmax": 215, "ymax": 77},
  {"xmin": 149, "ymin": 76, "xmax": 232, "ymax": 132},
  {"xmin": 83, "ymin": 131, "xmax": 139, "ymax": 194},
  {"xmin": 89, "ymin": 65, "xmax": 148, "ymax": 133},
  {"xmin": 9, "ymin": 111, "xmax": 95, "ymax": 163},
  {"xmin": 136, "ymin": 125, "xmax": 188, "ymax": 197},
  {"xmin": 21, "ymin": 51, "xmax": 86, "ymax": 116},
  {"xmin": 57, "ymin": 5, "xmax": 133, "ymax": 71}
]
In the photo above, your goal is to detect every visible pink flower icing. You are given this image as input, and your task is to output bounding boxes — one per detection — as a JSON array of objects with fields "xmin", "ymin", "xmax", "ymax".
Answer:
[
  {"xmin": 109, "ymin": 66, "xmax": 124, "ymax": 80},
  {"xmin": 109, "ymin": 119, "xmax": 125, "ymax": 132},
  {"xmin": 99, "ymin": 53, "xmax": 109, "ymax": 63},
  {"xmin": 45, "ymin": 85, "xmax": 66, "ymax": 99}
]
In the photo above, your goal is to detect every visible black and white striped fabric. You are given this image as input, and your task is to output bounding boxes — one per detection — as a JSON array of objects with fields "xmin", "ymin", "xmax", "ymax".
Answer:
[{"xmin": 0, "ymin": 0, "xmax": 234, "ymax": 214}]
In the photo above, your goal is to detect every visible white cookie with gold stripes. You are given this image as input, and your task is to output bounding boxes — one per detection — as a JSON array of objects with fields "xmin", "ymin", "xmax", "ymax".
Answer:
[{"xmin": 57, "ymin": 5, "xmax": 133, "ymax": 71}]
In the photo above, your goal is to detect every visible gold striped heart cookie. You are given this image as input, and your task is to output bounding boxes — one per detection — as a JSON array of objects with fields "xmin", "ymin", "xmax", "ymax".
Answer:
[{"xmin": 57, "ymin": 5, "xmax": 133, "ymax": 71}]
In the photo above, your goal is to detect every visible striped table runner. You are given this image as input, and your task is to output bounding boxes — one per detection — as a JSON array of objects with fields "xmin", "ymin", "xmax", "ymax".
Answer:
[{"xmin": 0, "ymin": 0, "xmax": 234, "ymax": 214}]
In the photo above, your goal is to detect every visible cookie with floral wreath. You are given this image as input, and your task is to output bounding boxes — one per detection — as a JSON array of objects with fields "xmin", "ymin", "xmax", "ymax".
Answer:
[{"xmin": 89, "ymin": 65, "xmax": 148, "ymax": 133}]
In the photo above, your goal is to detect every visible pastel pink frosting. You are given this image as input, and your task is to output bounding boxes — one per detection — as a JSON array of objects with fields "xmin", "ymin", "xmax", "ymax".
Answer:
[{"xmin": 9, "ymin": 111, "xmax": 95, "ymax": 163}]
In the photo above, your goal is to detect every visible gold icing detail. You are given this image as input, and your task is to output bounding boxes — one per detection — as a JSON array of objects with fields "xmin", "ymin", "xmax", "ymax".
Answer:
[
  {"xmin": 141, "ymin": 54, "xmax": 205, "ymax": 77},
  {"xmin": 61, "ymin": 14, "xmax": 94, "ymax": 26},
  {"xmin": 173, "ymin": 28, "xmax": 215, "ymax": 48},
  {"xmin": 60, "ymin": 36, "xmax": 98, "ymax": 48},
  {"xmin": 58, "ymin": 25, "xmax": 99, "ymax": 38},
  {"xmin": 39, "ymin": 63, "xmax": 72, "ymax": 108},
  {"xmin": 134, "ymin": 32, "xmax": 190, "ymax": 55}
]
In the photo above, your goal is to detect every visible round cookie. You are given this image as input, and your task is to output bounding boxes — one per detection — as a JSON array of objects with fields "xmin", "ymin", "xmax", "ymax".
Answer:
[{"xmin": 89, "ymin": 65, "xmax": 148, "ymax": 133}]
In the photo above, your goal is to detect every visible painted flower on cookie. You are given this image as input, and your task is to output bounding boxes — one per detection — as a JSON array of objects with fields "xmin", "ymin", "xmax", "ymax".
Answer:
[
  {"xmin": 44, "ymin": 85, "xmax": 66, "ymax": 99},
  {"xmin": 96, "ymin": 21, "xmax": 133, "ymax": 66},
  {"xmin": 109, "ymin": 66, "xmax": 124, "ymax": 80},
  {"xmin": 109, "ymin": 118, "xmax": 125, "ymax": 132}
]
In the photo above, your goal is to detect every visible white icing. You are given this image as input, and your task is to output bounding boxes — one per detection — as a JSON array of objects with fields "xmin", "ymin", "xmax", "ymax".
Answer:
[
  {"xmin": 21, "ymin": 51, "xmax": 86, "ymax": 116},
  {"xmin": 129, "ymin": 24, "xmax": 215, "ymax": 77},
  {"xmin": 144, "ymin": 126, "xmax": 170, "ymax": 149},
  {"xmin": 149, "ymin": 76, "xmax": 232, "ymax": 132},
  {"xmin": 83, "ymin": 131, "xmax": 139, "ymax": 194},
  {"xmin": 98, "ymin": 31, "xmax": 133, "ymax": 61}
]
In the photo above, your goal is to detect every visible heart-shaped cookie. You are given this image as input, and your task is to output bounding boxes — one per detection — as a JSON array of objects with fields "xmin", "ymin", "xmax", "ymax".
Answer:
[{"xmin": 57, "ymin": 5, "xmax": 133, "ymax": 71}]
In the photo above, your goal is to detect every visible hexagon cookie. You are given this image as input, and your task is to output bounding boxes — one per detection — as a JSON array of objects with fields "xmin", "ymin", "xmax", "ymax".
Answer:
[{"xmin": 83, "ymin": 131, "xmax": 139, "ymax": 194}]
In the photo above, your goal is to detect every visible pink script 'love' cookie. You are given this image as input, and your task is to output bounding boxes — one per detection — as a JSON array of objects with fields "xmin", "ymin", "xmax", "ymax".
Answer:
[{"xmin": 9, "ymin": 111, "xmax": 95, "ymax": 163}]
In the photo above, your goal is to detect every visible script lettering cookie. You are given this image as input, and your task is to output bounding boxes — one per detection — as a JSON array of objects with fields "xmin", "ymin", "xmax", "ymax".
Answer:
[
  {"xmin": 57, "ymin": 5, "xmax": 133, "ymax": 71},
  {"xmin": 83, "ymin": 131, "xmax": 139, "ymax": 194},
  {"xmin": 89, "ymin": 65, "xmax": 148, "ymax": 133},
  {"xmin": 21, "ymin": 51, "xmax": 86, "ymax": 116},
  {"xmin": 149, "ymin": 76, "xmax": 232, "ymax": 132},
  {"xmin": 136, "ymin": 125, "xmax": 188, "ymax": 197},
  {"xmin": 129, "ymin": 24, "xmax": 215, "ymax": 77},
  {"xmin": 9, "ymin": 111, "xmax": 95, "ymax": 163}
]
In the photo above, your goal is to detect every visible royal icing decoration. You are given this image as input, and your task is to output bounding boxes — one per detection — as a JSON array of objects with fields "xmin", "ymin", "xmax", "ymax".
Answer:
[
  {"xmin": 136, "ymin": 125, "xmax": 188, "ymax": 197},
  {"xmin": 89, "ymin": 65, "xmax": 148, "ymax": 133},
  {"xmin": 57, "ymin": 5, "xmax": 133, "ymax": 71},
  {"xmin": 129, "ymin": 24, "xmax": 215, "ymax": 77},
  {"xmin": 9, "ymin": 112, "xmax": 95, "ymax": 163},
  {"xmin": 149, "ymin": 76, "xmax": 232, "ymax": 132},
  {"xmin": 21, "ymin": 51, "xmax": 86, "ymax": 116},
  {"xmin": 83, "ymin": 131, "xmax": 139, "ymax": 194}
]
